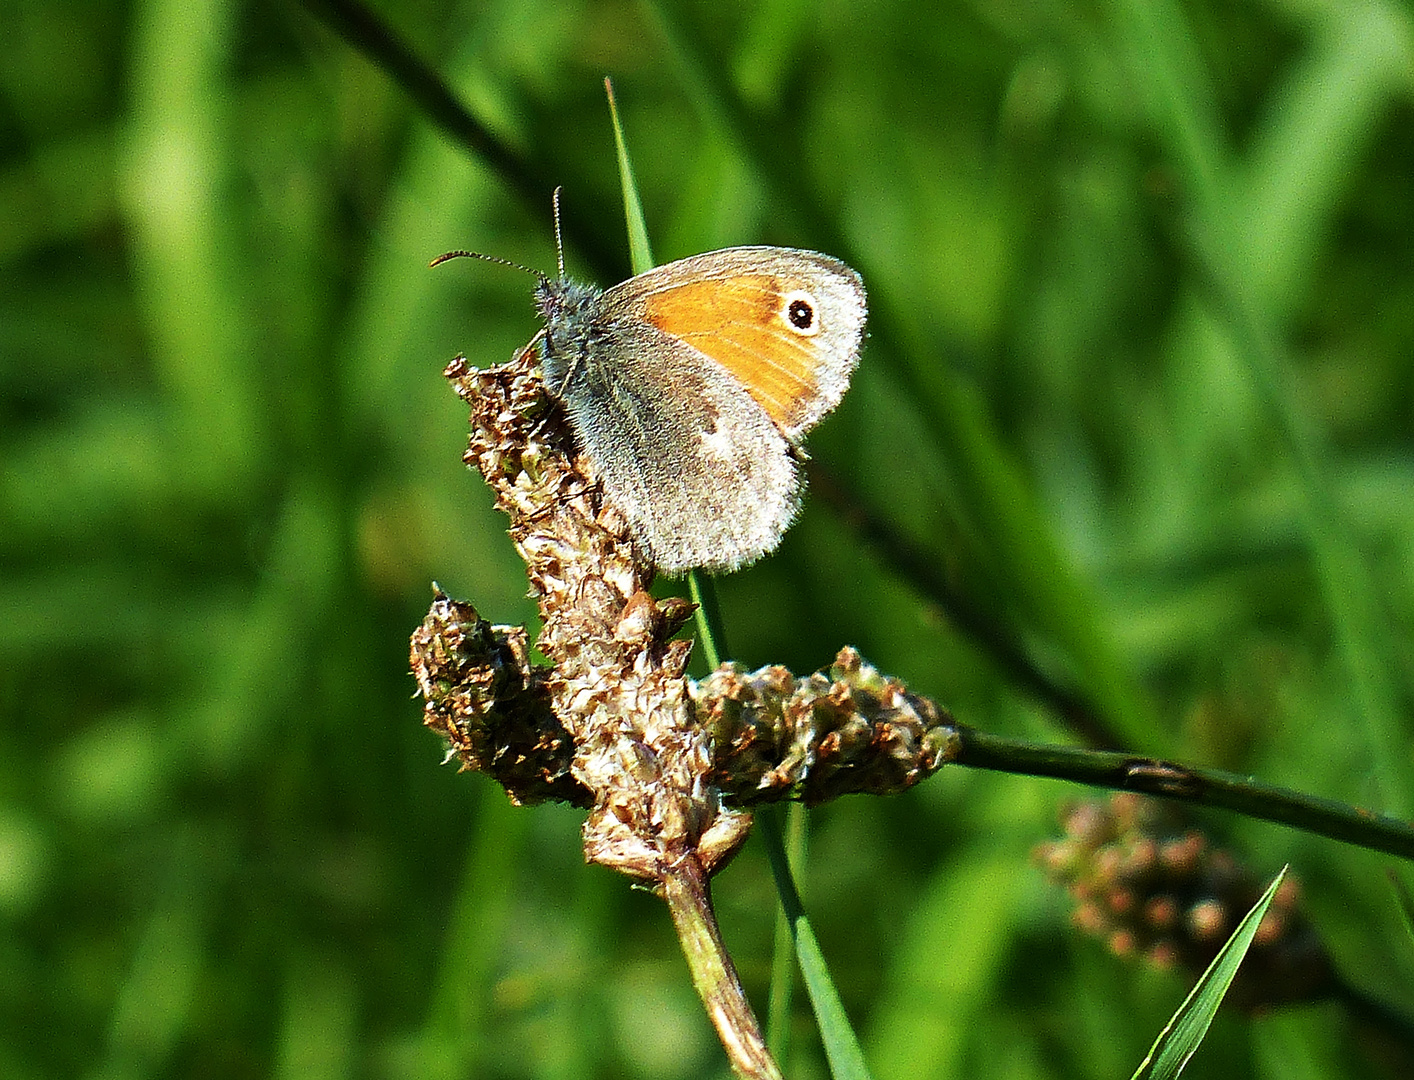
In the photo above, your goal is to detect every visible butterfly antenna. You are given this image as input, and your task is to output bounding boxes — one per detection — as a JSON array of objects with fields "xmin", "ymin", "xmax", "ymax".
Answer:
[
  {"xmin": 428, "ymin": 250, "xmax": 545, "ymax": 283},
  {"xmin": 552, "ymin": 186, "xmax": 566, "ymax": 281}
]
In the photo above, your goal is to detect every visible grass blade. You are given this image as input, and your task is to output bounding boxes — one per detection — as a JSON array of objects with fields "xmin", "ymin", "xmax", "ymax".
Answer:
[
  {"xmin": 604, "ymin": 77, "xmax": 654, "ymax": 276},
  {"xmin": 1131, "ymin": 867, "xmax": 1289, "ymax": 1080},
  {"xmin": 759, "ymin": 808, "xmax": 873, "ymax": 1080}
]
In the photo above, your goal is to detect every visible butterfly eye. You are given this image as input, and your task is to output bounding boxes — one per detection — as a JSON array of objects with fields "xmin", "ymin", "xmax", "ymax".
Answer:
[{"xmin": 781, "ymin": 290, "xmax": 821, "ymax": 336}]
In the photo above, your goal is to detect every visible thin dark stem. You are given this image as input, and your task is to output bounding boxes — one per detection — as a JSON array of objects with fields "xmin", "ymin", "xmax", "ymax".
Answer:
[
  {"xmin": 295, "ymin": 0, "xmax": 622, "ymax": 281},
  {"xmin": 954, "ymin": 725, "xmax": 1414, "ymax": 861},
  {"xmin": 299, "ymin": 0, "xmax": 534, "ymax": 191},
  {"xmin": 807, "ymin": 463, "xmax": 1123, "ymax": 749}
]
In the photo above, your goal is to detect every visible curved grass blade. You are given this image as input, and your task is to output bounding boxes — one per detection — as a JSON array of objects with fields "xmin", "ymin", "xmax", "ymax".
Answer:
[
  {"xmin": 603, "ymin": 78, "xmax": 729, "ymax": 664},
  {"xmin": 760, "ymin": 808, "xmax": 874, "ymax": 1080},
  {"xmin": 1131, "ymin": 866, "xmax": 1289, "ymax": 1080},
  {"xmin": 604, "ymin": 76, "xmax": 654, "ymax": 276}
]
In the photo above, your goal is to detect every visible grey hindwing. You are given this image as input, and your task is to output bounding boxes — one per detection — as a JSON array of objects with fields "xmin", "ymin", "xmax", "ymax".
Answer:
[{"xmin": 560, "ymin": 315, "xmax": 801, "ymax": 573}]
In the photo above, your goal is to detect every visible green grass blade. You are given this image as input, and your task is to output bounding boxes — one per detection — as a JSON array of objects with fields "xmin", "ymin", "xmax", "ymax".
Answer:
[
  {"xmin": 1130, "ymin": 867, "xmax": 1289, "ymax": 1080},
  {"xmin": 765, "ymin": 803, "xmax": 807, "ymax": 1066},
  {"xmin": 604, "ymin": 77, "xmax": 654, "ymax": 276},
  {"xmin": 759, "ymin": 808, "xmax": 873, "ymax": 1080},
  {"xmin": 687, "ymin": 569, "xmax": 729, "ymax": 667},
  {"xmin": 604, "ymin": 78, "xmax": 731, "ymax": 664}
]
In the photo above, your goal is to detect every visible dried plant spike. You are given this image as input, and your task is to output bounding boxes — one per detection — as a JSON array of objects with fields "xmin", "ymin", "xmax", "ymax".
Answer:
[
  {"xmin": 699, "ymin": 647, "xmax": 961, "ymax": 805},
  {"xmin": 416, "ymin": 329, "xmax": 959, "ymax": 1079},
  {"xmin": 429, "ymin": 343, "xmax": 780, "ymax": 1075},
  {"xmin": 410, "ymin": 589, "xmax": 584, "ymax": 807},
  {"xmin": 1034, "ymin": 793, "xmax": 1336, "ymax": 1010},
  {"xmin": 411, "ymin": 599, "xmax": 963, "ymax": 813}
]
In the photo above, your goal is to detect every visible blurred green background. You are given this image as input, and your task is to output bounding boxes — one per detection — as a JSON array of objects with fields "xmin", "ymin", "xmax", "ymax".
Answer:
[{"xmin": 4, "ymin": 0, "xmax": 1414, "ymax": 1077}]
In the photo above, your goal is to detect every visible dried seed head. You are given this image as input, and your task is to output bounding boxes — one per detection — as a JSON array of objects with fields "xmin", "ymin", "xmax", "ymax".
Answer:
[
  {"xmin": 424, "ymin": 347, "xmax": 751, "ymax": 883},
  {"xmin": 412, "ymin": 352, "xmax": 961, "ymax": 821},
  {"xmin": 1034, "ymin": 794, "xmax": 1336, "ymax": 1010},
  {"xmin": 410, "ymin": 590, "xmax": 583, "ymax": 807},
  {"xmin": 699, "ymin": 647, "xmax": 960, "ymax": 805}
]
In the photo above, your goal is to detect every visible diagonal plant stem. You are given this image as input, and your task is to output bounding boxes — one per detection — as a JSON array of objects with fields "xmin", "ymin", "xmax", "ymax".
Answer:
[
  {"xmin": 1107, "ymin": 0, "xmax": 1414, "ymax": 817},
  {"xmin": 297, "ymin": 0, "xmax": 534, "ymax": 191},
  {"xmin": 416, "ymin": 618, "xmax": 1414, "ymax": 864},
  {"xmin": 295, "ymin": 0, "xmax": 623, "ymax": 281},
  {"xmin": 807, "ymin": 462, "xmax": 1123, "ymax": 749},
  {"xmin": 664, "ymin": 859, "xmax": 782, "ymax": 1080},
  {"xmin": 955, "ymin": 726, "xmax": 1414, "ymax": 861}
]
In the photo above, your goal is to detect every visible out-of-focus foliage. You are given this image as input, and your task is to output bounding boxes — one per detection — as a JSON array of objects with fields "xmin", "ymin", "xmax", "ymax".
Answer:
[{"xmin": 2, "ymin": 0, "xmax": 1412, "ymax": 1077}]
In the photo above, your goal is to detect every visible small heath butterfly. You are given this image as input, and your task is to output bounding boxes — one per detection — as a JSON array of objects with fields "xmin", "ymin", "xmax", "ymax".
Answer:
[{"xmin": 437, "ymin": 209, "xmax": 866, "ymax": 575}]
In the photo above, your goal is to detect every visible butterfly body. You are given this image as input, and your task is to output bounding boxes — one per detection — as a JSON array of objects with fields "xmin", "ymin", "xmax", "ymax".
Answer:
[{"xmin": 532, "ymin": 246, "xmax": 866, "ymax": 575}]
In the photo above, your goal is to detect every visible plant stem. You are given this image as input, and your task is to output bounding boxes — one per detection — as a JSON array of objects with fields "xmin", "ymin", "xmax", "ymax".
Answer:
[
  {"xmin": 662, "ymin": 857, "xmax": 782, "ymax": 1080},
  {"xmin": 954, "ymin": 726, "xmax": 1414, "ymax": 860}
]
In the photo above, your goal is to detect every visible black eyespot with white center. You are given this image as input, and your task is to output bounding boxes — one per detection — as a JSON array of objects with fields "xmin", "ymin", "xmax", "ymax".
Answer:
[{"xmin": 781, "ymin": 289, "xmax": 821, "ymax": 336}]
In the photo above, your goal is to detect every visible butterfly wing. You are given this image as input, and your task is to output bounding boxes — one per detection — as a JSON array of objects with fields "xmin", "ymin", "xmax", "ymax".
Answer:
[
  {"xmin": 542, "ymin": 246, "xmax": 865, "ymax": 575},
  {"xmin": 608, "ymin": 247, "xmax": 866, "ymax": 441},
  {"xmin": 555, "ymin": 313, "xmax": 801, "ymax": 575}
]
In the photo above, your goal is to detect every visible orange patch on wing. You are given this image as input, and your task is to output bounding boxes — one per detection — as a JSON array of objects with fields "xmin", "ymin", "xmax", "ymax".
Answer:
[{"xmin": 644, "ymin": 276, "xmax": 820, "ymax": 429}]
